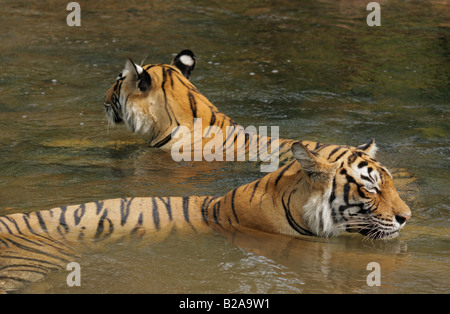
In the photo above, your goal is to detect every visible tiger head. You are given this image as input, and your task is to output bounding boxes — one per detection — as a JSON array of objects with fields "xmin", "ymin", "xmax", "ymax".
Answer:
[
  {"xmin": 104, "ymin": 50, "xmax": 198, "ymax": 146},
  {"xmin": 291, "ymin": 140, "xmax": 411, "ymax": 239}
]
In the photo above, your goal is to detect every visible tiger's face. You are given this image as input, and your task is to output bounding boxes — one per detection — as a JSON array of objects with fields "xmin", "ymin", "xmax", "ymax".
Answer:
[
  {"xmin": 104, "ymin": 50, "xmax": 197, "ymax": 143},
  {"xmin": 333, "ymin": 147, "xmax": 411, "ymax": 239},
  {"xmin": 293, "ymin": 141, "xmax": 411, "ymax": 239}
]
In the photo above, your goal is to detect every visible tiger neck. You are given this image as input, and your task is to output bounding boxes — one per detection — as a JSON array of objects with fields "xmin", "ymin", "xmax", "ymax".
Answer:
[
  {"xmin": 281, "ymin": 163, "xmax": 340, "ymax": 237},
  {"xmin": 205, "ymin": 161, "xmax": 338, "ymax": 238},
  {"xmin": 270, "ymin": 162, "xmax": 336, "ymax": 237},
  {"xmin": 149, "ymin": 93, "xmax": 295, "ymax": 160}
]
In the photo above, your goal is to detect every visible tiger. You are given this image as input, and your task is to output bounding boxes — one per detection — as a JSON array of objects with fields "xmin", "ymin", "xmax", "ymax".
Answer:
[
  {"xmin": 104, "ymin": 49, "xmax": 296, "ymax": 166},
  {"xmin": 0, "ymin": 140, "xmax": 411, "ymax": 292}
]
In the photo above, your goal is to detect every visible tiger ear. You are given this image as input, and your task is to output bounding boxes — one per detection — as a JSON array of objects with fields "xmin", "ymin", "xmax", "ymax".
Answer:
[
  {"xmin": 291, "ymin": 142, "xmax": 338, "ymax": 183},
  {"xmin": 124, "ymin": 58, "xmax": 151, "ymax": 92},
  {"xmin": 171, "ymin": 49, "xmax": 196, "ymax": 79},
  {"xmin": 357, "ymin": 138, "xmax": 377, "ymax": 158}
]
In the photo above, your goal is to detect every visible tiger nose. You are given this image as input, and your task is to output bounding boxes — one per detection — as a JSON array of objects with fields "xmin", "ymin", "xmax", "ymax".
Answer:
[{"xmin": 395, "ymin": 213, "xmax": 411, "ymax": 225}]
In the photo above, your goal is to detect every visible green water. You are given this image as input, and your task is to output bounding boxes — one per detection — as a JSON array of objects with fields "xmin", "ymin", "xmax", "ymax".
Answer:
[{"xmin": 0, "ymin": 0, "xmax": 448, "ymax": 293}]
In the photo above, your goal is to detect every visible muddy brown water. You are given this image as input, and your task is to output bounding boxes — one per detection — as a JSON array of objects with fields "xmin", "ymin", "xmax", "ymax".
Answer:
[{"xmin": 0, "ymin": 0, "xmax": 448, "ymax": 293}]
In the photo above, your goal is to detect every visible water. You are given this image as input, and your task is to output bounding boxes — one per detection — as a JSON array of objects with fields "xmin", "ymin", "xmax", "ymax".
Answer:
[{"xmin": 0, "ymin": 0, "xmax": 448, "ymax": 293}]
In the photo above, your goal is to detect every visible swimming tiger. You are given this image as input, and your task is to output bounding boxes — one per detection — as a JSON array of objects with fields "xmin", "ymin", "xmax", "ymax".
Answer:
[
  {"xmin": 0, "ymin": 140, "xmax": 411, "ymax": 292},
  {"xmin": 104, "ymin": 49, "xmax": 296, "ymax": 165}
]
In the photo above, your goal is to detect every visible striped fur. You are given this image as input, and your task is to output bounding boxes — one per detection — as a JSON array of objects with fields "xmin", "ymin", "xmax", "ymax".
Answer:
[
  {"xmin": 0, "ymin": 141, "xmax": 410, "ymax": 292},
  {"xmin": 104, "ymin": 50, "xmax": 296, "ymax": 162}
]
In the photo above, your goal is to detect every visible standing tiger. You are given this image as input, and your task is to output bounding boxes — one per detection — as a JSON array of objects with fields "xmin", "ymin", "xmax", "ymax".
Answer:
[
  {"xmin": 104, "ymin": 49, "xmax": 296, "ymax": 165},
  {"xmin": 0, "ymin": 141, "xmax": 411, "ymax": 292}
]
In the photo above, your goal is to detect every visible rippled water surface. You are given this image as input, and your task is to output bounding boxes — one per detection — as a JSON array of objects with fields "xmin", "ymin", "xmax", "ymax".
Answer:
[{"xmin": 0, "ymin": 0, "xmax": 448, "ymax": 293}]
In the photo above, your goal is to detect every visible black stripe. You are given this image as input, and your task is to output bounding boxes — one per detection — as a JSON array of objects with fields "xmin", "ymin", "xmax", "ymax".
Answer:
[
  {"xmin": 310, "ymin": 149, "xmax": 319, "ymax": 157},
  {"xmin": 345, "ymin": 173, "xmax": 357, "ymax": 185},
  {"xmin": 11, "ymin": 230, "xmax": 72, "ymax": 256},
  {"xmin": 315, "ymin": 143, "xmax": 330, "ymax": 152},
  {"xmin": 347, "ymin": 154, "xmax": 357, "ymax": 166},
  {"xmin": 182, "ymin": 197, "xmax": 190, "ymax": 223},
  {"xmin": 213, "ymin": 202, "xmax": 221, "ymax": 226},
  {"xmin": 0, "ymin": 266, "xmax": 48, "ymax": 277},
  {"xmin": 152, "ymin": 198, "xmax": 160, "ymax": 230},
  {"xmin": 230, "ymin": 189, "xmax": 239, "ymax": 224},
  {"xmin": 328, "ymin": 147, "xmax": 341, "ymax": 159},
  {"xmin": 120, "ymin": 198, "xmax": 134, "ymax": 226},
  {"xmin": 343, "ymin": 183, "xmax": 351, "ymax": 204},
  {"xmin": 32, "ymin": 233, "xmax": 74, "ymax": 251},
  {"xmin": 275, "ymin": 161, "xmax": 295, "ymax": 186},
  {"xmin": 338, "ymin": 203, "xmax": 366, "ymax": 218},
  {"xmin": 167, "ymin": 68, "xmax": 175, "ymax": 89},
  {"xmin": 78, "ymin": 226, "xmax": 85, "ymax": 241},
  {"xmin": 226, "ymin": 133, "xmax": 238, "ymax": 152},
  {"xmin": 278, "ymin": 140, "xmax": 289, "ymax": 151},
  {"xmin": 235, "ymin": 129, "xmax": 246, "ymax": 151},
  {"xmin": 35, "ymin": 212, "xmax": 48, "ymax": 234},
  {"xmin": 368, "ymin": 167, "xmax": 377, "ymax": 183},
  {"xmin": 358, "ymin": 161, "xmax": 368, "ymax": 168},
  {"xmin": 94, "ymin": 209, "xmax": 113, "ymax": 241},
  {"xmin": 95, "ymin": 201, "xmax": 104, "ymax": 215},
  {"xmin": 218, "ymin": 116, "xmax": 226, "ymax": 130},
  {"xmin": 357, "ymin": 186, "xmax": 370, "ymax": 198},
  {"xmin": 120, "ymin": 198, "xmax": 128, "ymax": 226},
  {"xmin": 160, "ymin": 68, "xmax": 172, "ymax": 125},
  {"xmin": 0, "ymin": 254, "xmax": 64, "ymax": 268},
  {"xmin": 3, "ymin": 238, "xmax": 72, "ymax": 263},
  {"xmin": 0, "ymin": 219, "xmax": 13, "ymax": 234},
  {"xmin": 249, "ymin": 179, "xmax": 261, "ymax": 203},
  {"xmin": 346, "ymin": 175, "xmax": 368, "ymax": 200},
  {"xmin": 329, "ymin": 178, "xmax": 336, "ymax": 204},
  {"xmin": 210, "ymin": 111, "xmax": 216, "ymax": 126},
  {"xmin": 0, "ymin": 263, "xmax": 54, "ymax": 273},
  {"xmin": 73, "ymin": 204, "xmax": 86, "ymax": 226},
  {"xmin": 19, "ymin": 232, "xmax": 74, "ymax": 256},
  {"xmin": 188, "ymin": 91, "xmax": 197, "ymax": 118},
  {"xmin": 203, "ymin": 124, "xmax": 214, "ymax": 138},
  {"xmin": 130, "ymin": 212, "xmax": 145, "ymax": 237},
  {"xmin": 7, "ymin": 234, "xmax": 45, "ymax": 249},
  {"xmin": 0, "ymin": 238, "xmax": 9, "ymax": 248},
  {"xmin": 281, "ymin": 197, "xmax": 313, "ymax": 236},
  {"xmin": 153, "ymin": 133, "xmax": 172, "ymax": 148},
  {"xmin": 21, "ymin": 213, "xmax": 37, "ymax": 236},
  {"xmin": 223, "ymin": 125, "xmax": 238, "ymax": 147},
  {"xmin": 333, "ymin": 150, "xmax": 347, "ymax": 162},
  {"xmin": 361, "ymin": 175, "xmax": 374, "ymax": 183},
  {"xmin": 143, "ymin": 64, "xmax": 156, "ymax": 71},
  {"xmin": 57, "ymin": 206, "xmax": 69, "ymax": 236},
  {"xmin": 158, "ymin": 197, "xmax": 172, "ymax": 221},
  {"xmin": 4, "ymin": 216, "xmax": 22, "ymax": 235},
  {"xmin": 200, "ymin": 198, "xmax": 209, "ymax": 224},
  {"xmin": 176, "ymin": 75, "xmax": 194, "ymax": 90},
  {"xmin": 244, "ymin": 133, "xmax": 250, "ymax": 149},
  {"xmin": 0, "ymin": 276, "xmax": 31, "ymax": 283},
  {"xmin": 138, "ymin": 212, "xmax": 143, "ymax": 225},
  {"xmin": 329, "ymin": 178, "xmax": 340, "ymax": 224},
  {"xmin": 201, "ymin": 197, "xmax": 215, "ymax": 225},
  {"xmin": 12, "ymin": 269, "xmax": 50, "ymax": 277}
]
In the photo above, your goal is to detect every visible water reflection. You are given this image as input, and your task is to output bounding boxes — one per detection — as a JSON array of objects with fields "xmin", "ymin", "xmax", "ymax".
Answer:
[{"xmin": 20, "ymin": 227, "xmax": 420, "ymax": 294}]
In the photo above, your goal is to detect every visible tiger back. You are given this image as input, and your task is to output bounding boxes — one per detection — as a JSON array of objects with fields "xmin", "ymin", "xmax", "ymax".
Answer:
[{"xmin": 0, "ymin": 196, "xmax": 213, "ymax": 292}]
